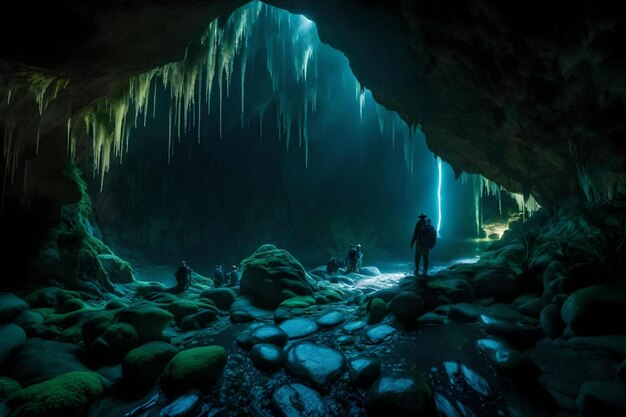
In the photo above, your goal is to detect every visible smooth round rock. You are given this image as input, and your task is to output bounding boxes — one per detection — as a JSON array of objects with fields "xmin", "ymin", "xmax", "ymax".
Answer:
[
  {"xmin": 364, "ymin": 324, "xmax": 396, "ymax": 344},
  {"xmin": 272, "ymin": 383, "xmax": 329, "ymax": 417},
  {"xmin": 250, "ymin": 343, "xmax": 286, "ymax": 373},
  {"xmin": 286, "ymin": 342, "xmax": 346, "ymax": 387},
  {"xmin": 366, "ymin": 375, "xmax": 437, "ymax": 417},
  {"xmin": 160, "ymin": 392, "xmax": 201, "ymax": 417},
  {"xmin": 348, "ymin": 356, "xmax": 381, "ymax": 388},
  {"xmin": 0, "ymin": 324, "xmax": 26, "ymax": 365},
  {"xmin": 316, "ymin": 311, "xmax": 345, "ymax": 329},
  {"xmin": 476, "ymin": 338, "xmax": 539, "ymax": 381},
  {"xmin": 336, "ymin": 335, "xmax": 356, "ymax": 346},
  {"xmin": 279, "ymin": 318, "xmax": 318, "ymax": 339},
  {"xmin": 0, "ymin": 294, "xmax": 29, "ymax": 323},
  {"xmin": 250, "ymin": 325, "xmax": 288, "ymax": 347},
  {"xmin": 342, "ymin": 320, "xmax": 367, "ymax": 334}
]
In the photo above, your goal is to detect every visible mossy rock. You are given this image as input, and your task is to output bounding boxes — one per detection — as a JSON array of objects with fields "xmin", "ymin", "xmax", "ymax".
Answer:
[
  {"xmin": 281, "ymin": 289, "xmax": 297, "ymax": 300},
  {"xmin": 167, "ymin": 300, "xmax": 200, "ymax": 324},
  {"xmin": 25, "ymin": 287, "xmax": 81, "ymax": 308},
  {"xmin": 102, "ymin": 323, "xmax": 138, "ymax": 360},
  {"xmin": 115, "ymin": 304, "xmax": 173, "ymax": 344},
  {"xmin": 81, "ymin": 313, "xmax": 114, "ymax": 346},
  {"xmin": 105, "ymin": 299, "xmax": 128, "ymax": 310},
  {"xmin": 98, "ymin": 254, "xmax": 134, "ymax": 284},
  {"xmin": 321, "ymin": 289, "xmax": 344, "ymax": 302},
  {"xmin": 122, "ymin": 341, "xmax": 178, "ymax": 381},
  {"xmin": 199, "ymin": 288, "xmax": 237, "ymax": 310},
  {"xmin": 161, "ymin": 346, "xmax": 227, "ymax": 395},
  {"xmin": 0, "ymin": 376, "xmax": 21, "ymax": 400},
  {"xmin": 368, "ymin": 298, "xmax": 388, "ymax": 324},
  {"xmin": 7, "ymin": 371, "xmax": 102, "ymax": 417},
  {"xmin": 56, "ymin": 298, "xmax": 87, "ymax": 314},
  {"xmin": 279, "ymin": 296, "xmax": 316, "ymax": 309},
  {"xmin": 240, "ymin": 244, "xmax": 315, "ymax": 308}
]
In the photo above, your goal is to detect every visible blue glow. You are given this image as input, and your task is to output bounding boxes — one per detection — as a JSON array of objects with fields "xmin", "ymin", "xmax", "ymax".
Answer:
[
  {"xmin": 437, "ymin": 156, "xmax": 442, "ymax": 235},
  {"xmin": 299, "ymin": 15, "xmax": 313, "ymax": 30}
]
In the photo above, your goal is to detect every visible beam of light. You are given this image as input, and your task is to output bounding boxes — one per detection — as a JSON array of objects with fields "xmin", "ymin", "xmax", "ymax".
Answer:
[{"xmin": 437, "ymin": 156, "xmax": 442, "ymax": 236}]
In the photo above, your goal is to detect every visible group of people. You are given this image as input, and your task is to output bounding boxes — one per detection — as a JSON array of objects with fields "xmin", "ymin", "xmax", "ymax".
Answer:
[{"xmin": 174, "ymin": 212, "xmax": 437, "ymax": 292}]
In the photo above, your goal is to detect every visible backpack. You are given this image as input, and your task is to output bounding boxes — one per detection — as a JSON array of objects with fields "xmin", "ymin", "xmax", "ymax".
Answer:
[{"xmin": 420, "ymin": 224, "xmax": 437, "ymax": 249}]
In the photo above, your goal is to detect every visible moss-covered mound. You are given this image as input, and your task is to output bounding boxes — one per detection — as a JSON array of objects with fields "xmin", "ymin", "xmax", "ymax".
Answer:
[
  {"xmin": 115, "ymin": 303, "xmax": 173, "ymax": 344},
  {"xmin": 0, "ymin": 377, "xmax": 21, "ymax": 400},
  {"xmin": 7, "ymin": 371, "xmax": 102, "ymax": 417},
  {"xmin": 240, "ymin": 244, "xmax": 315, "ymax": 307},
  {"xmin": 161, "ymin": 346, "xmax": 227, "ymax": 395},
  {"xmin": 122, "ymin": 341, "xmax": 178, "ymax": 381}
]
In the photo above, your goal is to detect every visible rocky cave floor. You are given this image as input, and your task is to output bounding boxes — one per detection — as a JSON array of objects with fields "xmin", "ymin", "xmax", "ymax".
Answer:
[{"xmin": 1, "ymin": 239, "xmax": 626, "ymax": 417}]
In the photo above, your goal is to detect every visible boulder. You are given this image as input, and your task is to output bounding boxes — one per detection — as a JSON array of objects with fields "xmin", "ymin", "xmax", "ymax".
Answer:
[
  {"xmin": 250, "ymin": 343, "xmax": 286, "ymax": 373},
  {"xmin": 279, "ymin": 296, "xmax": 316, "ymax": 309},
  {"xmin": 115, "ymin": 303, "xmax": 174, "ymax": 344},
  {"xmin": 342, "ymin": 320, "xmax": 367, "ymax": 334},
  {"xmin": 23, "ymin": 287, "xmax": 81, "ymax": 308},
  {"xmin": 0, "ymin": 324, "xmax": 26, "ymax": 366},
  {"xmin": 366, "ymin": 375, "xmax": 437, "ymax": 417},
  {"xmin": 81, "ymin": 313, "xmax": 114, "ymax": 346},
  {"xmin": 561, "ymin": 285, "xmax": 626, "ymax": 336},
  {"xmin": 448, "ymin": 303, "xmax": 481, "ymax": 322},
  {"xmin": 516, "ymin": 297, "xmax": 548, "ymax": 317},
  {"xmin": 364, "ymin": 324, "xmax": 396, "ymax": 344},
  {"xmin": 540, "ymin": 303, "xmax": 565, "ymax": 338},
  {"xmin": 279, "ymin": 318, "xmax": 318, "ymax": 339},
  {"xmin": 316, "ymin": 311, "xmax": 345, "ymax": 329},
  {"xmin": 199, "ymin": 288, "xmax": 237, "ymax": 310},
  {"xmin": 272, "ymin": 383, "xmax": 329, "ymax": 417},
  {"xmin": 479, "ymin": 314, "xmax": 540, "ymax": 348},
  {"xmin": 389, "ymin": 292, "xmax": 425, "ymax": 323},
  {"xmin": 6, "ymin": 338, "xmax": 90, "ymax": 386},
  {"xmin": 13, "ymin": 310, "xmax": 44, "ymax": 328},
  {"xmin": 249, "ymin": 325, "xmax": 288, "ymax": 347},
  {"xmin": 286, "ymin": 342, "xmax": 346, "ymax": 388},
  {"xmin": 6, "ymin": 371, "xmax": 102, "ymax": 417},
  {"xmin": 576, "ymin": 380, "xmax": 626, "ymax": 416},
  {"xmin": 180, "ymin": 309, "xmax": 218, "ymax": 331},
  {"xmin": 159, "ymin": 392, "xmax": 201, "ymax": 417},
  {"xmin": 336, "ymin": 335, "xmax": 355, "ymax": 345},
  {"xmin": 122, "ymin": 341, "xmax": 178, "ymax": 381},
  {"xmin": 444, "ymin": 361, "xmax": 492, "ymax": 397},
  {"xmin": 0, "ymin": 293, "xmax": 29, "ymax": 323},
  {"xmin": 230, "ymin": 296, "xmax": 272, "ymax": 323},
  {"xmin": 476, "ymin": 338, "xmax": 540, "ymax": 381},
  {"xmin": 347, "ymin": 356, "xmax": 381, "ymax": 388},
  {"xmin": 161, "ymin": 346, "xmax": 227, "ymax": 395},
  {"xmin": 368, "ymin": 298, "xmax": 388, "ymax": 324},
  {"xmin": 166, "ymin": 300, "xmax": 200, "ymax": 324},
  {"xmin": 0, "ymin": 377, "xmax": 21, "ymax": 400},
  {"xmin": 239, "ymin": 244, "xmax": 315, "ymax": 307},
  {"xmin": 417, "ymin": 312, "xmax": 446, "ymax": 326},
  {"xmin": 360, "ymin": 266, "xmax": 381, "ymax": 276}
]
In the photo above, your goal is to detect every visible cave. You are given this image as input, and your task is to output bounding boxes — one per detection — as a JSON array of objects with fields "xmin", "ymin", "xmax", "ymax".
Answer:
[{"xmin": 1, "ymin": 1, "xmax": 625, "ymax": 416}]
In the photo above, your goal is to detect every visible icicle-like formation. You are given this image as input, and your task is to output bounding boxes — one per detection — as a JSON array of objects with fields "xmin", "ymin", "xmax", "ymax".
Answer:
[
  {"xmin": 436, "ymin": 156, "xmax": 443, "ymax": 235},
  {"xmin": 27, "ymin": 74, "xmax": 69, "ymax": 115}
]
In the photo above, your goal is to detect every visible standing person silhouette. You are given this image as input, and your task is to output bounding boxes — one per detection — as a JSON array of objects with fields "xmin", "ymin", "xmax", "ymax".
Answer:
[{"xmin": 410, "ymin": 213, "xmax": 437, "ymax": 276}]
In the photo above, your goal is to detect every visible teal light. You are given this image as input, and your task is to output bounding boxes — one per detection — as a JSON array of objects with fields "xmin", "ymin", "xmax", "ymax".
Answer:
[{"xmin": 437, "ymin": 156, "xmax": 442, "ymax": 236}]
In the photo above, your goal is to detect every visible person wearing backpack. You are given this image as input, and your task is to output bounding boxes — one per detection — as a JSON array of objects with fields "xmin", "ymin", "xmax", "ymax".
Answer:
[{"xmin": 410, "ymin": 213, "xmax": 437, "ymax": 276}]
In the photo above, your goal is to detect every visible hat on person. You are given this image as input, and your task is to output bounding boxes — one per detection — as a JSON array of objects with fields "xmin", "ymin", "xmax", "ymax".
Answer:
[
  {"xmin": 418, "ymin": 213, "xmax": 427, "ymax": 219},
  {"xmin": 356, "ymin": 244, "xmax": 362, "ymax": 247}
]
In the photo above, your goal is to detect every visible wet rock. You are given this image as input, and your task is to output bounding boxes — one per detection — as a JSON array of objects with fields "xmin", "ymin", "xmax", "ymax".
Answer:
[
  {"xmin": 367, "ymin": 298, "xmax": 388, "ymax": 324},
  {"xmin": 0, "ymin": 293, "xmax": 29, "ymax": 323},
  {"xmin": 448, "ymin": 303, "xmax": 481, "ymax": 322},
  {"xmin": 561, "ymin": 284, "xmax": 626, "ymax": 336},
  {"xmin": 576, "ymin": 380, "xmax": 626, "ymax": 416},
  {"xmin": 230, "ymin": 296, "xmax": 272, "ymax": 323},
  {"xmin": 389, "ymin": 291, "xmax": 425, "ymax": 323},
  {"xmin": 240, "ymin": 244, "xmax": 315, "ymax": 308},
  {"xmin": 250, "ymin": 343, "xmax": 286, "ymax": 373},
  {"xmin": 161, "ymin": 346, "xmax": 227, "ymax": 395},
  {"xmin": 0, "ymin": 324, "xmax": 26, "ymax": 365},
  {"xmin": 13, "ymin": 310, "xmax": 44, "ymax": 328},
  {"xmin": 199, "ymin": 288, "xmax": 237, "ymax": 310},
  {"xmin": 479, "ymin": 314, "xmax": 540, "ymax": 348},
  {"xmin": 115, "ymin": 303, "xmax": 174, "ymax": 344},
  {"xmin": 279, "ymin": 318, "xmax": 318, "ymax": 339},
  {"xmin": 565, "ymin": 335, "xmax": 626, "ymax": 357},
  {"xmin": 286, "ymin": 341, "xmax": 346, "ymax": 387},
  {"xmin": 249, "ymin": 325, "xmax": 288, "ymax": 347},
  {"xmin": 316, "ymin": 311, "xmax": 345, "ymax": 329},
  {"xmin": 474, "ymin": 268, "xmax": 526, "ymax": 300},
  {"xmin": 95, "ymin": 322, "xmax": 139, "ymax": 362},
  {"xmin": 160, "ymin": 391, "xmax": 200, "ymax": 417},
  {"xmin": 122, "ymin": 341, "xmax": 178, "ymax": 381},
  {"xmin": 360, "ymin": 266, "xmax": 381, "ymax": 276},
  {"xmin": 516, "ymin": 297, "xmax": 548, "ymax": 317},
  {"xmin": 336, "ymin": 335, "xmax": 355, "ymax": 345},
  {"xmin": 540, "ymin": 303, "xmax": 565, "ymax": 338},
  {"xmin": 337, "ymin": 276, "xmax": 355, "ymax": 285},
  {"xmin": 272, "ymin": 383, "xmax": 329, "ymax": 417},
  {"xmin": 6, "ymin": 371, "xmax": 102, "ymax": 417},
  {"xmin": 476, "ymin": 338, "xmax": 540, "ymax": 381},
  {"xmin": 347, "ymin": 356, "xmax": 381, "ymax": 388},
  {"xmin": 365, "ymin": 375, "xmax": 437, "ymax": 417},
  {"xmin": 180, "ymin": 309, "xmax": 219, "ymax": 331},
  {"xmin": 417, "ymin": 312, "xmax": 446, "ymax": 325},
  {"xmin": 444, "ymin": 361, "xmax": 492, "ymax": 396},
  {"xmin": 342, "ymin": 320, "xmax": 367, "ymax": 334},
  {"xmin": 434, "ymin": 393, "xmax": 465, "ymax": 417},
  {"xmin": 274, "ymin": 307, "xmax": 293, "ymax": 323},
  {"xmin": 364, "ymin": 324, "xmax": 396, "ymax": 344}
]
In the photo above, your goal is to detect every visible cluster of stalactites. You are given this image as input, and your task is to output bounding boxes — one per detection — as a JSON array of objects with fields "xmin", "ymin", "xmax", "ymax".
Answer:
[{"xmin": 461, "ymin": 173, "xmax": 541, "ymax": 235}]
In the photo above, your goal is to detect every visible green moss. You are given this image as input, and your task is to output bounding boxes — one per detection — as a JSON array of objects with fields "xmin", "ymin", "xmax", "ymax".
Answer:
[
  {"xmin": 81, "ymin": 313, "xmax": 114, "ymax": 346},
  {"xmin": 102, "ymin": 323, "xmax": 138, "ymax": 360},
  {"xmin": 167, "ymin": 300, "xmax": 200, "ymax": 323},
  {"xmin": 0, "ymin": 377, "xmax": 21, "ymax": 400},
  {"xmin": 321, "ymin": 289, "xmax": 344, "ymax": 302},
  {"xmin": 161, "ymin": 346, "xmax": 227, "ymax": 395},
  {"xmin": 7, "ymin": 371, "xmax": 102, "ymax": 417},
  {"xmin": 281, "ymin": 289, "xmax": 297, "ymax": 300},
  {"xmin": 57, "ymin": 298, "xmax": 87, "ymax": 313},
  {"xmin": 115, "ymin": 304, "xmax": 173, "ymax": 344},
  {"xmin": 368, "ymin": 298, "xmax": 388, "ymax": 324},
  {"xmin": 122, "ymin": 341, "xmax": 178, "ymax": 381},
  {"xmin": 279, "ymin": 296, "xmax": 316, "ymax": 309},
  {"xmin": 24, "ymin": 288, "xmax": 81, "ymax": 308}
]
